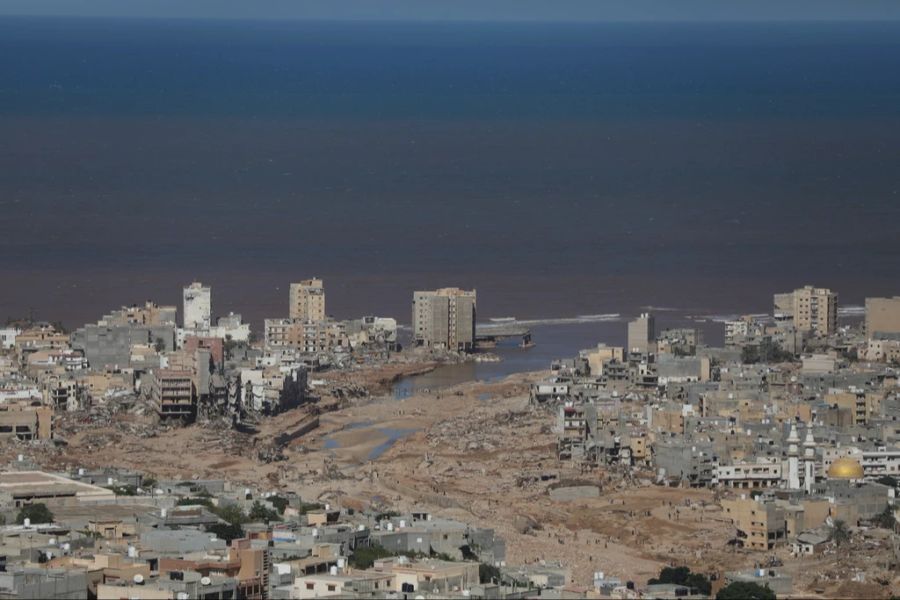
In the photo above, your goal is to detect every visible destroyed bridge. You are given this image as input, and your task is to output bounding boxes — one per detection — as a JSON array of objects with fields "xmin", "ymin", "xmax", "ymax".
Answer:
[{"xmin": 475, "ymin": 323, "xmax": 532, "ymax": 347}]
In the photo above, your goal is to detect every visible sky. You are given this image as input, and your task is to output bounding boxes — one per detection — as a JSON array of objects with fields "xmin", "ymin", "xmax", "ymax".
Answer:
[{"xmin": 1, "ymin": 0, "xmax": 898, "ymax": 21}]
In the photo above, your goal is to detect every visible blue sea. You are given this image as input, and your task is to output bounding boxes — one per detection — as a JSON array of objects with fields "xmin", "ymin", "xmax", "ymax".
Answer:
[{"xmin": 1, "ymin": 17, "xmax": 899, "ymax": 342}]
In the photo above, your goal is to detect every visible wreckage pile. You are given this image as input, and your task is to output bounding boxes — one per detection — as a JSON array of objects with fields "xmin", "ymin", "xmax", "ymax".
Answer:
[{"xmin": 427, "ymin": 407, "xmax": 542, "ymax": 453}]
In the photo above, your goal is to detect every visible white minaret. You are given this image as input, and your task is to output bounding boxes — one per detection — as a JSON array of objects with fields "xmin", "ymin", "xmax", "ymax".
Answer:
[
  {"xmin": 786, "ymin": 422, "xmax": 801, "ymax": 490},
  {"xmin": 802, "ymin": 425, "xmax": 817, "ymax": 494}
]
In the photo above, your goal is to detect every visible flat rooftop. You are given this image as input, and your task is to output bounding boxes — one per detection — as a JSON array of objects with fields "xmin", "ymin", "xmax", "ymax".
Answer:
[{"xmin": 0, "ymin": 471, "xmax": 116, "ymax": 500}]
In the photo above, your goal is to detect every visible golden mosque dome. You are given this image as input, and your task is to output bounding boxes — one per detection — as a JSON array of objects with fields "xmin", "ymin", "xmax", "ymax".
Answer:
[{"xmin": 827, "ymin": 457, "xmax": 864, "ymax": 480}]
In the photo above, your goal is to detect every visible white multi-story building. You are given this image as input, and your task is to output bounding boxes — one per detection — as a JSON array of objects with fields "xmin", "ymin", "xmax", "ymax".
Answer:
[
  {"xmin": 0, "ymin": 328, "xmax": 21, "ymax": 350},
  {"xmin": 183, "ymin": 281, "xmax": 212, "ymax": 330},
  {"xmin": 208, "ymin": 312, "xmax": 251, "ymax": 343},
  {"xmin": 715, "ymin": 459, "xmax": 783, "ymax": 489}
]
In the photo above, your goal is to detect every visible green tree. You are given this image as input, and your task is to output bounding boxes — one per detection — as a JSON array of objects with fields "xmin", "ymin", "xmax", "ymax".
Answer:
[
  {"xmin": 249, "ymin": 500, "xmax": 281, "ymax": 522},
  {"xmin": 648, "ymin": 566, "xmax": 711, "ymax": 596},
  {"xmin": 176, "ymin": 496, "xmax": 215, "ymax": 509},
  {"xmin": 876, "ymin": 475, "xmax": 898, "ymax": 488},
  {"xmin": 17, "ymin": 503, "xmax": 54, "ymax": 525},
  {"xmin": 269, "ymin": 496, "xmax": 289, "ymax": 515},
  {"xmin": 873, "ymin": 505, "xmax": 896, "ymax": 530},
  {"xmin": 154, "ymin": 337, "xmax": 166, "ymax": 353},
  {"xmin": 223, "ymin": 336, "xmax": 238, "ymax": 360},
  {"xmin": 742, "ymin": 340, "xmax": 793, "ymax": 365},
  {"xmin": 832, "ymin": 519, "xmax": 850, "ymax": 547},
  {"xmin": 717, "ymin": 581, "xmax": 776, "ymax": 600},
  {"xmin": 213, "ymin": 503, "xmax": 248, "ymax": 526},
  {"xmin": 741, "ymin": 346, "xmax": 759, "ymax": 364},
  {"xmin": 105, "ymin": 484, "xmax": 137, "ymax": 496},
  {"xmin": 479, "ymin": 563, "xmax": 502, "ymax": 584},
  {"xmin": 297, "ymin": 502, "xmax": 324, "ymax": 515},
  {"xmin": 349, "ymin": 545, "xmax": 395, "ymax": 569},
  {"xmin": 207, "ymin": 522, "xmax": 245, "ymax": 543}
]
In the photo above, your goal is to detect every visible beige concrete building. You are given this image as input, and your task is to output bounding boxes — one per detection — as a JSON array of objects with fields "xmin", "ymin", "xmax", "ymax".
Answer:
[
  {"xmin": 825, "ymin": 390, "xmax": 882, "ymax": 426},
  {"xmin": 372, "ymin": 557, "xmax": 480, "ymax": 595},
  {"xmin": 722, "ymin": 496, "xmax": 787, "ymax": 551},
  {"xmin": 14, "ymin": 324, "xmax": 69, "ymax": 364},
  {"xmin": 101, "ymin": 302, "xmax": 177, "ymax": 327},
  {"xmin": 412, "ymin": 288, "xmax": 476, "ymax": 352},
  {"xmin": 584, "ymin": 344, "xmax": 625, "ymax": 375},
  {"xmin": 865, "ymin": 296, "xmax": 900, "ymax": 338},
  {"xmin": 263, "ymin": 318, "xmax": 347, "ymax": 353},
  {"xmin": 264, "ymin": 318, "xmax": 293, "ymax": 349},
  {"xmin": 289, "ymin": 278, "xmax": 326, "ymax": 322},
  {"xmin": 292, "ymin": 572, "xmax": 395, "ymax": 599},
  {"xmin": 774, "ymin": 285, "xmax": 837, "ymax": 336},
  {"xmin": 77, "ymin": 371, "xmax": 133, "ymax": 402},
  {"xmin": 0, "ymin": 403, "xmax": 52, "ymax": 441},
  {"xmin": 865, "ymin": 338, "xmax": 900, "ymax": 363},
  {"xmin": 627, "ymin": 313, "xmax": 655, "ymax": 355}
]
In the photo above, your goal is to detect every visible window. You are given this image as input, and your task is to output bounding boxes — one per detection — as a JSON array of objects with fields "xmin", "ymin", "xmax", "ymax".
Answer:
[
  {"xmin": 306, "ymin": 583, "xmax": 314, "ymax": 590},
  {"xmin": 327, "ymin": 584, "xmax": 336, "ymax": 592}
]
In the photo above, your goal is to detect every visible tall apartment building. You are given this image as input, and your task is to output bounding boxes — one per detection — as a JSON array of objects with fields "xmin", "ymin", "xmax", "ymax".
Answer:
[
  {"xmin": 263, "ymin": 318, "xmax": 347, "ymax": 353},
  {"xmin": 183, "ymin": 282, "xmax": 212, "ymax": 330},
  {"xmin": 627, "ymin": 313, "xmax": 656, "ymax": 355},
  {"xmin": 289, "ymin": 278, "xmax": 326, "ymax": 322},
  {"xmin": 412, "ymin": 288, "xmax": 477, "ymax": 352},
  {"xmin": 149, "ymin": 369, "xmax": 195, "ymax": 419},
  {"xmin": 773, "ymin": 285, "xmax": 837, "ymax": 336},
  {"xmin": 865, "ymin": 296, "xmax": 900, "ymax": 339},
  {"xmin": 264, "ymin": 318, "xmax": 293, "ymax": 349}
]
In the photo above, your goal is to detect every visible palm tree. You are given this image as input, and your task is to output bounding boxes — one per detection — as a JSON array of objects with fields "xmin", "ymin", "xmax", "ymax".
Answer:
[{"xmin": 832, "ymin": 519, "xmax": 850, "ymax": 547}]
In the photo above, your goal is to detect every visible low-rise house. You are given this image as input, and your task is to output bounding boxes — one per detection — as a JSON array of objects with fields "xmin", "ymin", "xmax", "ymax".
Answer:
[
  {"xmin": 97, "ymin": 571, "xmax": 238, "ymax": 600},
  {"xmin": 0, "ymin": 471, "xmax": 115, "ymax": 508},
  {"xmin": 287, "ymin": 571, "xmax": 395, "ymax": 599},
  {"xmin": 0, "ymin": 567, "xmax": 88, "ymax": 599},
  {"xmin": 791, "ymin": 529, "xmax": 830, "ymax": 556},
  {"xmin": 371, "ymin": 556, "xmax": 480, "ymax": 595}
]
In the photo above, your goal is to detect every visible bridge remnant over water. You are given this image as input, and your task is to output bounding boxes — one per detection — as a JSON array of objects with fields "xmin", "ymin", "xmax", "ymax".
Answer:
[{"xmin": 475, "ymin": 324, "xmax": 533, "ymax": 347}]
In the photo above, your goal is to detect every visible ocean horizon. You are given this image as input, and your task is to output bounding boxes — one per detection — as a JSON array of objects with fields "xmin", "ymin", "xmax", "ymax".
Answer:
[{"xmin": 2, "ymin": 17, "xmax": 899, "ymax": 328}]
